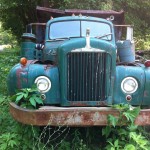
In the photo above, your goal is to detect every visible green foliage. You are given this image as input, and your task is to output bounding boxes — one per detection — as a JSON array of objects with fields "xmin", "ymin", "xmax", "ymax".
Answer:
[
  {"xmin": 56, "ymin": 138, "xmax": 88, "ymax": 150},
  {"xmin": 113, "ymin": 0, "xmax": 150, "ymax": 38},
  {"xmin": 34, "ymin": 126, "xmax": 89, "ymax": 150},
  {"xmin": 0, "ymin": 48, "xmax": 43, "ymax": 150},
  {"xmin": 102, "ymin": 104, "xmax": 150, "ymax": 150},
  {"xmin": 0, "ymin": 48, "xmax": 19, "ymax": 94},
  {"xmin": 0, "ymin": 95, "xmax": 43, "ymax": 150},
  {"xmin": 0, "ymin": 133, "xmax": 18, "ymax": 150},
  {"xmin": 11, "ymin": 87, "xmax": 43, "ymax": 109},
  {"xmin": 135, "ymin": 35, "xmax": 150, "ymax": 50},
  {"xmin": 1, "ymin": 48, "xmax": 150, "ymax": 149},
  {"xmin": 0, "ymin": 23, "xmax": 17, "ymax": 46},
  {"xmin": 71, "ymin": 129, "xmax": 89, "ymax": 150},
  {"xmin": 57, "ymin": 141, "xmax": 71, "ymax": 150},
  {"xmin": 0, "ymin": 0, "xmax": 150, "ymax": 47},
  {"xmin": 0, "ymin": 0, "xmax": 42, "ymax": 41},
  {"xmin": 59, "ymin": 0, "xmax": 113, "ymax": 10}
]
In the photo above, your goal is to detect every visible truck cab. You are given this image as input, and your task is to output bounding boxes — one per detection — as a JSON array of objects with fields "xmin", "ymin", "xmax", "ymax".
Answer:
[{"xmin": 8, "ymin": 8, "xmax": 150, "ymax": 126}]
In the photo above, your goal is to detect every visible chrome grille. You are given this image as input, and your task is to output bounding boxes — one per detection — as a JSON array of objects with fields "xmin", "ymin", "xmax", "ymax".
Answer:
[{"xmin": 67, "ymin": 51, "xmax": 111, "ymax": 101}]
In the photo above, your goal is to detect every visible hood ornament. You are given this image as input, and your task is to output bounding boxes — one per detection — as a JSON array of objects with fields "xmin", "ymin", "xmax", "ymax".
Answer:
[
  {"xmin": 85, "ymin": 28, "xmax": 91, "ymax": 49},
  {"xmin": 71, "ymin": 28, "xmax": 105, "ymax": 52}
]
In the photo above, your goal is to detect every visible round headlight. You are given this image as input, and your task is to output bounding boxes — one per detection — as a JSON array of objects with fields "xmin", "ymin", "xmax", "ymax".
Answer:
[
  {"xmin": 35, "ymin": 76, "xmax": 51, "ymax": 93},
  {"xmin": 121, "ymin": 77, "xmax": 138, "ymax": 94}
]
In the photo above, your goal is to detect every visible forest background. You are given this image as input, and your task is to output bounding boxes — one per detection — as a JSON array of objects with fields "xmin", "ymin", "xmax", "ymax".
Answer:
[
  {"xmin": 0, "ymin": 0, "xmax": 150, "ymax": 49},
  {"xmin": 0, "ymin": 0, "xmax": 150, "ymax": 150}
]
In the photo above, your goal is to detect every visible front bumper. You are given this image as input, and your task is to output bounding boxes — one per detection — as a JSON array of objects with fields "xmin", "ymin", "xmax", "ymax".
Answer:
[{"xmin": 10, "ymin": 102, "xmax": 150, "ymax": 126}]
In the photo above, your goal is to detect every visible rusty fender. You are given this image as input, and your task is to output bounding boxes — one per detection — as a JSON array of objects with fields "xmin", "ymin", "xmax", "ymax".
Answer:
[{"xmin": 10, "ymin": 102, "xmax": 150, "ymax": 126}]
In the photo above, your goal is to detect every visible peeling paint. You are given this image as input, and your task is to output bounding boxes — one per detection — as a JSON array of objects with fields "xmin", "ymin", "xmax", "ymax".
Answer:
[
  {"xmin": 144, "ymin": 91, "xmax": 148, "ymax": 97},
  {"xmin": 10, "ymin": 102, "xmax": 150, "ymax": 126}
]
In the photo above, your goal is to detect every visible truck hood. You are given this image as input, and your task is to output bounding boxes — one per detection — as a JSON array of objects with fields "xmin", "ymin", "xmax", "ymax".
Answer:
[{"xmin": 58, "ymin": 37, "xmax": 116, "ymax": 55}]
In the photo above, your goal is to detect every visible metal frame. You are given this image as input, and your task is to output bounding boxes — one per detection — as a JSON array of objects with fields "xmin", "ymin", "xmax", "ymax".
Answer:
[{"xmin": 10, "ymin": 102, "xmax": 150, "ymax": 126}]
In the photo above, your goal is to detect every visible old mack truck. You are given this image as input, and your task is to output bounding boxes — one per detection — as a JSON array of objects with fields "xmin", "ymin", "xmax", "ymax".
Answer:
[{"xmin": 8, "ymin": 6, "xmax": 150, "ymax": 126}]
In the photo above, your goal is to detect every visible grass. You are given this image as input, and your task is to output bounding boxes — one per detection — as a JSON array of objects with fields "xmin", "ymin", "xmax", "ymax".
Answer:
[
  {"xmin": 0, "ymin": 48, "xmax": 19, "ymax": 134},
  {"xmin": 1, "ymin": 47, "xmax": 150, "ymax": 150},
  {"xmin": 0, "ymin": 47, "xmax": 91, "ymax": 150},
  {"xmin": 0, "ymin": 48, "xmax": 40, "ymax": 150},
  {"xmin": 0, "ymin": 47, "xmax": 105, "ymax": 149},
  {"xmin": 0, "ymin": 48, "xmax": 20, "ymax": 94}
]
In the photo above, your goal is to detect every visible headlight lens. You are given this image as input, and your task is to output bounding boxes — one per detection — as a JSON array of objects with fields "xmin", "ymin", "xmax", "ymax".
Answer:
[
  {"xmin": 121, "ymin": 77, "xmax": 138, "ymax": 94},
  {"xmin": 35, "ymin": 76, "xmax": 51, "ymax": 93}
]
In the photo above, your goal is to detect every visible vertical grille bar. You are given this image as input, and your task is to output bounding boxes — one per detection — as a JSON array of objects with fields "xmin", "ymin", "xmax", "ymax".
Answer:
[{"xmin": 67, "ymin": 51, "xmax": 111, "ymax": 102}]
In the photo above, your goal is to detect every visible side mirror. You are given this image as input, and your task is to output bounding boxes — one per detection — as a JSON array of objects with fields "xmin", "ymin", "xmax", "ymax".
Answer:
[{"xmin": 126, "ymin": 26, "xmax": 134, "ymax": 42}]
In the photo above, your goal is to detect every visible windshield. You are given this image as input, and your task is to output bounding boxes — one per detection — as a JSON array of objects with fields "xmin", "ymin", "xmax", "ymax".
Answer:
[{"xmin": 49, "ymin": 20, "xmax": 112, "ymax": 40}]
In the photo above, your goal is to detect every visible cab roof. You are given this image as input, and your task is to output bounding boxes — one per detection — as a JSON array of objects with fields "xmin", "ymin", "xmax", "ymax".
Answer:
[{"xmin": 47, "ymin": 15, "xmax": 113, "ymax": 26}]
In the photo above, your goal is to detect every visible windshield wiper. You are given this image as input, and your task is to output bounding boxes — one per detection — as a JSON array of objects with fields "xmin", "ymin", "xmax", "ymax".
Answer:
[
  {"xmin": 46, "ymin": 37, "xmax": 70, "ymax": 42},
  {"xmin": 95, "ymin": 33, "xmax": 112, "ymax": 39}
]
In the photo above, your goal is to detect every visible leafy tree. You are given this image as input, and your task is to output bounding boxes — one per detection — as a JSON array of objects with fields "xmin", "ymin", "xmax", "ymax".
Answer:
[
  {"xmin": 0, "ymin": 0, "xmax": 43, "ymax": 41},
  {"xmin": 113, "ymin": 0, "xmax": 150, "ymax": 37},
  {"xmin": 0, "ymin": 0, "xmax": 150, "ymax": 44},
  {"xmin": 60, "ymin": 0, "xmax": 113, "ymax": 10}
]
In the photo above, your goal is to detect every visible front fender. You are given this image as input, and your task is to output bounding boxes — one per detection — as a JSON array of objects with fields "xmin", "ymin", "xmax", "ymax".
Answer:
[
  {"xmin": 143, "ymin": 68, "xmax": 150, "ymax": 105},
  {"xmin": 7, "ymin": 61, "xmax": 60, "ymax": 104},
  {"xmin": 114, "ymin": 66, "xmax": 145, "ymax": 105}
]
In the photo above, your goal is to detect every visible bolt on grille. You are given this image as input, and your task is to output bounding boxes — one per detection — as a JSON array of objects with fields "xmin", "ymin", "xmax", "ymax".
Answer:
[{"xmin": 67, "ymin": 51, "xmax": 111, "ymax": 102}]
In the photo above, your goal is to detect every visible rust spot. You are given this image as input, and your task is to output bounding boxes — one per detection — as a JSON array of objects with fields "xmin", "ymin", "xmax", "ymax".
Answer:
[
  {"xmin": 144, "ymin": 91, "xmax": 148, "ymax": 97},
  {"xmin": 99, "ymin": 101, "xmax": 107, "ymax": 106},
  {"xmin": 10, "ymin": 102, "xmax": 150, "ymax": 126},
  {"xmin": 82, "ymin": 113, "xmax": 91, "ymax": 122},
  {"xmin": 70, "ymin": 102, "xmax": 89, "ymax": 106},
  {"xmin": 16, "ymin": 67, "xmax": 28, "ymax": 89},
  {"xmin": 23, "ymin": 78, "xmax": 28, "ymax": 83},
  {"xmin": 43, "ymin": 64, "xmax": 51, "ymax": 71},
  {"xmin": 16, "ymin": 68, "xmax": 23, "ymax": 88}
]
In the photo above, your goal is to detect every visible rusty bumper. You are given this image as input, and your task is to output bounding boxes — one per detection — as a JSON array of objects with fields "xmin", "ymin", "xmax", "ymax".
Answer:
[{"xmin": 10, "ymin": 102, "xmax": 150, "ymax": 126}]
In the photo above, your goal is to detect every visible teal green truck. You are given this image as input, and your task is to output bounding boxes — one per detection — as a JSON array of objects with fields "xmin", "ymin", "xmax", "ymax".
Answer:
[{"xmin": 8, "ymin": 7, "xmax": 150, "ymax": 126}]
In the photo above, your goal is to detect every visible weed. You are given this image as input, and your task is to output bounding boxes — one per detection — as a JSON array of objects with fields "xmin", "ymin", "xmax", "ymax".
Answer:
[
  {"xmin": 0, "ymin": 48, "xmax": 19, "ymax": 94},
  {"xmin": 102, "ymin": 104, "xmax": 150, "ymax": 150},
  {"xmin": 0, "ymin": 48, "xmax": 43, "ymax": 150},
  {"xmin": 1, "ymin": 48, "xmax": 150, "ymax": 150},
  {"xmin": 11, "ymin": 86, "xmax": 43, "ymax": 109}
]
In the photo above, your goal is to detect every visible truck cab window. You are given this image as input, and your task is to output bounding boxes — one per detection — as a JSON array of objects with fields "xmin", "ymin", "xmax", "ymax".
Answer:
[
  {"xmin": 49, "ymin": 20, "xmax": 112, "ymax": 40},
  {"xmin": 81, "ymin": 21, "xmax": 112, "ymax": 40},
  {"xmin": 50, "ymin": 21, "xmax": 80, "ymax": 39}
]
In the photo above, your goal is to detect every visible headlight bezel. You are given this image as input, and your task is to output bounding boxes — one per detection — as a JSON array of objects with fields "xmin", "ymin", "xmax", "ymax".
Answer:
[
  {"xmin": 34, "ymin": 76, "xmax": 51, "ymax": 93},
  {"xmin": 121, "ymin": 77, "xmax": 138, "ymax": 94}
]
